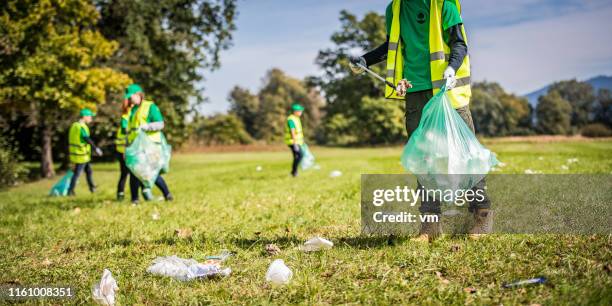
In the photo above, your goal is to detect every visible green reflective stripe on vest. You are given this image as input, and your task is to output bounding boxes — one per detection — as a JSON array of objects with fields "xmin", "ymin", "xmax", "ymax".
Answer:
[
  {"xmin": 115, "ymin": 113, "xmax": 130, "ymax": 153},
  {"xmin": 68, "ymin": 122, "xmax": 91, "ymax": 164},
  {"xmin": 384, "ymin": 0, "xmax": 404, "ymax": 100},
  {"xmin": 284, "ymin": 114, "xmax": 304, "ymax": 145},
  {"xmin": 128, "ymin": 100, "xmax": 161, "ymax": 144},
  {"xmin": 385, "ymin": 0, "xmax": 471, "ymax": 108}
]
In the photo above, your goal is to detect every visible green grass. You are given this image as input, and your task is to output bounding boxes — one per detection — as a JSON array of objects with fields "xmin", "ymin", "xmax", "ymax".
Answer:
[{"xmin": 1, "ymin": 140, "xmax": 611, "ymax": 305}]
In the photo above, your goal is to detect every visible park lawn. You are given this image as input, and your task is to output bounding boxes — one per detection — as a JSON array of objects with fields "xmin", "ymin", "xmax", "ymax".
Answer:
[{"xmin": 0, "ymin": 139, "xmax": 611, "ymax": 305}]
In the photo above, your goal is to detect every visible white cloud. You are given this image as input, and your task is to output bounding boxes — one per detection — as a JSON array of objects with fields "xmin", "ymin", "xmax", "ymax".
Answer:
[{"xmin": 469, "ymin": 4, "xmax": 612, "ymax": 94}]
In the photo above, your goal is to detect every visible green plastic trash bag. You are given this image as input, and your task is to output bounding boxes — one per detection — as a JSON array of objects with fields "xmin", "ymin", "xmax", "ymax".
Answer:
[
  {"xmin": 49, "ymin": 170, "xmax": 73, "ymax": 196},
  {"xmin": 300, "ymin": 143, "xmax": 316, "ymax": 170},
  {"xmin": 125, "ymin": 131, "xmax": 171, "ymax": 188},
  {"xmin": 401, "ymin": 86, "xmax": 498, "ymax": 192}
]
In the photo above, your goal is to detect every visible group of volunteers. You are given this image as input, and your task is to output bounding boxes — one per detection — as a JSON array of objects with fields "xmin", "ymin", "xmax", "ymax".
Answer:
[
  {"xmin": 67, "ymin": 84, "xmax": 172, "ymax": 205},
  {"xmin": 65, "ymin": 0, "xmax": 493, "ymax": 240}
]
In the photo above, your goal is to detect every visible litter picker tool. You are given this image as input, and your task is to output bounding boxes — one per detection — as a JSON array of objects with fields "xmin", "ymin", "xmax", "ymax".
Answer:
[{"xmin": 354, "ymin": 62, "xmax": 397, "ymax": 90}]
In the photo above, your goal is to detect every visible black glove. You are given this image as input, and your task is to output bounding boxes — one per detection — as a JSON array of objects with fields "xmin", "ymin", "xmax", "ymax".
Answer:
[{"xmin": 349, "ymin": 55, "xmax": 366, "ymax": 74}]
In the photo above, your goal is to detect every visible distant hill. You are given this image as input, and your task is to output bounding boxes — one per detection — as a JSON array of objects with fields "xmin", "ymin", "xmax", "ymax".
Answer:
[{"xmin": 524, "ymin": 75, "xmax": 612, "ymax": 107}]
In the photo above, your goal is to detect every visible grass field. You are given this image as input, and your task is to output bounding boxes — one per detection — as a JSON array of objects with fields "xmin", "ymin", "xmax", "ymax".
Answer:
[{"xmin": 1, "ymin": 139, "xmax": 611, "ymax": 305}]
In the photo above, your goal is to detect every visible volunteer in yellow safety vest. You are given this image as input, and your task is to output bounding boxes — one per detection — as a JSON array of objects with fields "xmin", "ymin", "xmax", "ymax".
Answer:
[
  {"xmin": 124, "ymin": 83, "xmax": 173, "ymax": 204},
  {"xmin": 284, "ymin": 103, "xmax": 305, "ymax": 177},
  {"xmin": 114, "ymin": 99, "xmax": 132, "ymax": 201},
  {"xmin": 349, "ymin": 0, "xmax": 491, "ymax": 241},
  {"xmin": 67, "ymin": 108, "xmax": 103, "ymax": 196}
]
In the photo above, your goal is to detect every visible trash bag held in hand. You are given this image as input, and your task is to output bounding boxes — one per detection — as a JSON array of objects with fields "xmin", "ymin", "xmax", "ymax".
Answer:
[
  {"xmin": 125, "ymin": 130, "xmax": 167, "ymax": 188},
  {"xmin": 159, "ymin": 134, "xmax": 172, "ymax": 174},
  {"xmin": 401, "ymin": 85, "xmax": 498, "ymax": 192},
  {"xmin": 300, "ymin": 143, "xmax": 316, "ymax": 170},
  {"xmin": 49, "ymin": 170, "xmax": 73, "ymax": 196}
]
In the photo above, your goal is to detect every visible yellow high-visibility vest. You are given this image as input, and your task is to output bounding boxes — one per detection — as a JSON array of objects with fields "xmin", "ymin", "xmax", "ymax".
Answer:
[
  {"xmin": 284, "ymin": 114, "xmax": 304, "ymax": 145},
  {"xmin": 386, "ymin": 0, "xmax": 471, "ymax": 108},
  {"xmin": 127, "ymin": 100, "xmax": 162, "ymax": 144},
  {"xmin": 68, "ymin": 121, "xmax": 91, "ymax": 164},
  {"xmin": 114, "ymin": 113, "xmax": 130, "ymax": 153}
]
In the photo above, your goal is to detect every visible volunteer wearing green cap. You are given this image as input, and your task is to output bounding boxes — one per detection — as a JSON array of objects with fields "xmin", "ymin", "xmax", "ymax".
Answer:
[
  {"xmin": 124, "ymin": 84, "xmax": 173, "ymax": 204},
  {"xmin": 67, "ymin": 108, "xmax": 103, "ymax": 196},
  {"xmin": 349, "ymin": 0, "xmax": 491, "ymax": 241},
  {"xmin": 284, "ymin": 103, "xmax": 305, "ymax": 177},
  {"xmin": 114, "ymin": 99, "xmax": 132, "ymax": 201}
]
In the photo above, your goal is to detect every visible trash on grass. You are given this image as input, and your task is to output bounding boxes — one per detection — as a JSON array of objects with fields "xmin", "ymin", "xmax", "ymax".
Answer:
[
  {"xmin": 567, "ymin": 158, "xmax": 578, "ymax": 164},
  {"xmin": 265, "ymin": 259, "xmax": 292, "ymax": 285},
  {"xmin": 92, "ymin": 269, "xmax": 118, "ymax": 305},
  {"xmin": 151, "ymin": 211, "xmax": 160, "ymax": 220},
  {"xmin": 524, "ymin": 169, "xmax": 542, "ymax": 174},
  {"xmin": 560, "ymin": 165, "xmax": 569, "ymax": 170},
  {"xmin": 329, "ymin": 170, "xmax": 342, "ymax": 178},
  {"xmin": 49, "ymin": 170, "xmax": 74, "ymax": 196},
  {"xmin": 256, "ymin": 165, "xmax": 263, "ymax": 171},
  {"xmin": 204, "ymin": 250, "xmax": 232, "ymax": 264},
  {"xmin": 502, "ymin": 277, "xmax": 547, "ymax": 288},
  {"xmin": 146, "ymin": 255, "xmax": 231, "ymax": 281},
  {"xmin": 301, "ymin": 237, "xmax": 333, "ymax": 252}
]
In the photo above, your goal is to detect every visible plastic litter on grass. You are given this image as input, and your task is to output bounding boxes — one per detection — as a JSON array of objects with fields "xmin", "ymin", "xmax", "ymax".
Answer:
[
  {"xmin": 301, "ymin": 237, "xmax": 333, "ymax": 252},
  {"xmin": 265, "ymin": 259, "xmax": 292, "ymax": 285},
  {"xmin": 92, "ymin": 269, "xmax": 118, "ymax": 305},
  {"xmin": 146, "ymin": 255, "xmax": 231, "ymax": 281}
]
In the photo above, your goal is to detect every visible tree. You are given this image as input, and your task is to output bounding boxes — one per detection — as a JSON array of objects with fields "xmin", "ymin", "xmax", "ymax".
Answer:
[
  {"xmin": 191, "ymin": 114, "xmax": 252, "ymax": 145},
  {"xmin": 228, "ymin": 86, "xmax": 260, "ymax": 136},
  {"xmin": 0, "ymin": 0, "xmax": 131, "ymax": 177},
  {"xmin": 547, "ymin": 80, "xmax": 595, "ymax": 129},
  {"xmin": 593, "ymin": 88, "xmax": 612, "ymax": 127},
  {"xmin": 536, "ymin": 90, "xmax": 572, "ymax": 135},
  {"xmin": 227, "ymin": 69, "xmax": 324, "ymax": 143},
  {"xmin": 311, "ymin": 10, "xmax": 405, "ymax": 145},
  {"xmin": 470, "ymin": 82, "xmax": 532, "ymax": 136},
  {"xmin": 96, "ymin": 0, "xmax": 238, "ymax": 145}
]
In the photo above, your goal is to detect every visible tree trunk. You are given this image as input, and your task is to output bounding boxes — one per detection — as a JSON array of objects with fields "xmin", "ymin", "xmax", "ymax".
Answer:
[{"xmin": 41, "ymin": 123, "xmax": 56, "ymax": 178}]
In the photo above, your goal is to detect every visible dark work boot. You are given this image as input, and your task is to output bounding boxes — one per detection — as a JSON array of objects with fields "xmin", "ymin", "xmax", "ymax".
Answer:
[{"xmin": 469, "ymin": 209, "xmax": 494, "ymax": 239}]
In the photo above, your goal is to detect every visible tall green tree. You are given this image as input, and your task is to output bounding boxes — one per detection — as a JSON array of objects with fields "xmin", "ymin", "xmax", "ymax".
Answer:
[
  {"xmin": 536, "ymin": 90, "xmax": 572, "ymax": 135},
  {"xmin": 96, "ymin": 0, "xmax": 237, "ymax": 146},
  {"xmin": 311, "ymin": 10, "xmax": 405, "ymax": 145},
  {"xmin": 227, "ymin": 68, "xmax": 324, "ymax": 143},
  {"xmin": 593, "ymin": 88, "xmax": 612, "ymax": 127},
  {"xmin": 547, "ymin": 80, "xmax": 595, "ymax": 129},
  {"xmin": 0, "ymin": 0, "xmax": 131, "ymax": 177},
  {"xmin": 471, "ymin": 82, "xmax": 531, "ymax": 136},
  {"xmin": 228, "ymin": 86, "xmax": 260, "ymax": 136}
]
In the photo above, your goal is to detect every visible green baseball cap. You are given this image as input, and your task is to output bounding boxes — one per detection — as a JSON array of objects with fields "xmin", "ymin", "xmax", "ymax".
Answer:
[
  {"xmin": 80, "ymin": 108, "xmax": 95, "ymax": 117},
  {"xmin": 124, "ymin": 83, "xmax": 143, "ymax": 100},
  {"xmin": 291, "ymin": 103, "xmax": 304, "ymax": 111}
]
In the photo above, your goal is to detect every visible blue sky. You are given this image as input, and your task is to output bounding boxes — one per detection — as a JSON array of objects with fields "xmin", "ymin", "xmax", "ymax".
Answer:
[{"xmin": 199, "ymin": 0, "xmax": 612, "ymax": 115}]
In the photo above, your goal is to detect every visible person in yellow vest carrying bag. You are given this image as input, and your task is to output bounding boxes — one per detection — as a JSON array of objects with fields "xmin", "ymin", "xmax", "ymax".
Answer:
[
  {"xmin": 124, "ymin": 84, "xmax": 173, "ymax": 204},
  {"xmin": 349, "ymin": 0, "xmax": 491, "ymax": 241},
  {"xmin": 285, "ymin": 103, "xmax": 305, "ymax": 177},
  {"xmin": 67, "ymin": 108, "xmax": 103, "ymax": 196},
  {"xmin": 114, "ymin": 99, "xmax": 132, "ymax": 201}
]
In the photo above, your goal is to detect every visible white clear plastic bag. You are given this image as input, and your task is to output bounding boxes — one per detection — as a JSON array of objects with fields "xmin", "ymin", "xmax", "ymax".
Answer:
[
  {"xmin": 146, "ymin": 255, "xmax": 231, "ymax": 281},
  {"xmin": 265, "ymin": 259, "xmax": 293, "ymax": 285},
  {"xmin": 92, "ymin": 269, "xmax": 118, "ymax": 305},
  {"xmin": 301, "ymin": 237, "xmax": 333, "ymax": 252}
]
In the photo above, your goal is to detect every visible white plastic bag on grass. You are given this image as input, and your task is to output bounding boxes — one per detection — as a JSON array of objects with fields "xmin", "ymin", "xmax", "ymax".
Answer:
[
  {"xmin": 301, "ymin": 237, "xmax": 333, "ymax": 252},
  {"xmin": 92, "ymin": 269, "xmax": 118, "ymax": 305},
  {"xmin": 265, "ymin": 259, "xmax": 292, "ymax": 285},
  {"xmin": 146, "ymin": 255, "xmax": 231, "ymax": 281}
]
